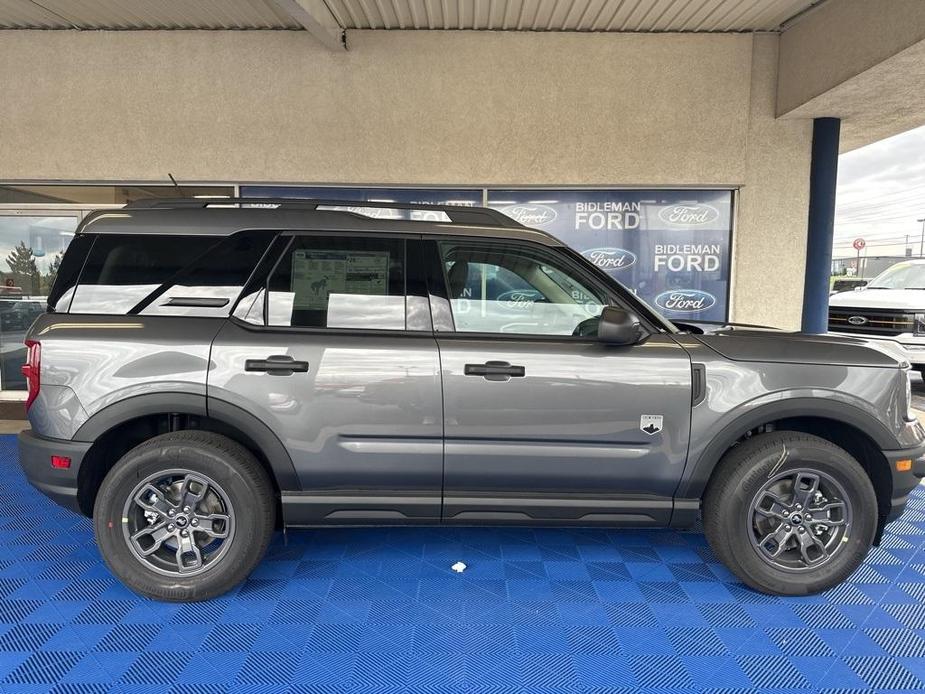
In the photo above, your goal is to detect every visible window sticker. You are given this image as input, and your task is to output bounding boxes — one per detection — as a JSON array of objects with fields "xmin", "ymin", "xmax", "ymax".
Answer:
[{"xmin": 291, "ymin": 250, "xmax": 389, "ymax": 310}]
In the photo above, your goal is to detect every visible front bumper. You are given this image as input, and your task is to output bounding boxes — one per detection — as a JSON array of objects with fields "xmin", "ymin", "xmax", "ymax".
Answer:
[
  {"xmin": 883, "ymin": 442, "xmax": 925, "ymax": 525},
  {"xmin": 19, "ymin": 429, "xmax": 92, "ymax": 514}
]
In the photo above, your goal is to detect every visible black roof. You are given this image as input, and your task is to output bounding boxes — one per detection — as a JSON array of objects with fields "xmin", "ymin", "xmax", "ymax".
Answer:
[{"xmin": 79, "ymin": 198, "xmax": 562, "ymax": 246}]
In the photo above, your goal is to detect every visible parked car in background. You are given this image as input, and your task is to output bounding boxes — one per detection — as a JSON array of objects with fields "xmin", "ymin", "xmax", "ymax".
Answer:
[
  {"xmin": 829, "ymin": 259, "xmax": 925, "ymax": 377},
  {"xmin": 0, "ymin": 299, "xmax": 45, "ymax": 331},
  {"xmin": 831, "ymin": 278, "xmax": 868, "ymax": 295}
]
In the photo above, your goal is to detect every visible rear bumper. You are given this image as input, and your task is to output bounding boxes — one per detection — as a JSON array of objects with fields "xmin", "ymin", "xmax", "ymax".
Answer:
[
  {"xmin": 18, "ymin": 429, "xmax": 91, "ymax": 514},
  {"xmin": 883, "ymin": 443, "xmax": 925, "ymax": 524}
]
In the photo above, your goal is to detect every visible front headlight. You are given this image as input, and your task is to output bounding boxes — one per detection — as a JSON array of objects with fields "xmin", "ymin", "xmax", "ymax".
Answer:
[{"xmin": 915, "ymin": 313, "xmax": 925, "ymax": 335}]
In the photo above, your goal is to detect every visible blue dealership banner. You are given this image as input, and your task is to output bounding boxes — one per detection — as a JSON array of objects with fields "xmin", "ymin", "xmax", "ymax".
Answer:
[{"xmin": 487, "ymin": 189, "xmax": 733, "ymax": 322}]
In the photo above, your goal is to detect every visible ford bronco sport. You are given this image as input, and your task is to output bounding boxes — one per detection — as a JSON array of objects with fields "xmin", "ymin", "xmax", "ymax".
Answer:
[{"xmin": 18, "ymin": 198, "xmax": 925, "ymax": 602}]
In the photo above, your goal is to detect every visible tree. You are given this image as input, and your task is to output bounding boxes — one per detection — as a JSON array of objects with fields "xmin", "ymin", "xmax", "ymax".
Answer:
[
  {"xmin": 6, "ymin": 242, "xmax": 40, "ymax": 294},
  {"xmin": 42, "ymin": 252, "xmax": 63, "ymax": 294}
]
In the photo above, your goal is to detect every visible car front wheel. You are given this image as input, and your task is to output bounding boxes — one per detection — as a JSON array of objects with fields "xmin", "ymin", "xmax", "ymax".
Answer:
[
  {"xmin": 703, "ymin": 431, "xmax": 877, "ymax": 595},
  {"xmin": 94, "ymin": 431, "xmax": 275, "ymax": 602}
]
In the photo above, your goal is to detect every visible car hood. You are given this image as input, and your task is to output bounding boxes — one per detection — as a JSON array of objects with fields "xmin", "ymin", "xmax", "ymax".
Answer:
[
  {"xmin": 693, "ymin": 329, "xmax": 906, "ymax": 367},
  {"xmin": 829, "ymin": 288, "xmax": 925, "ymax": 310}
]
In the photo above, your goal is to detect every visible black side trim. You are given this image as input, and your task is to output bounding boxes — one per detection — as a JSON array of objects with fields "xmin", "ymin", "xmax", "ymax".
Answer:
[
  {"xmin": 73, "ymin": 392, "xmax": 207, "ymax": 441},
  {"xmin": 691, "ymin": 363, "xmax": 706, "ymax": 407},
  {"xmin": 670, "ymin": 498, "xmax": 700, "ymax": 528},
  {"xmin": 442, "ymin": 496, "xmax": 672, "ymax": 526},
  {"xmin": 164, "ymin": 297, "xmax": 230, "ymax": 308},
  {"xmin": 206, "ymin": 398, "xmax": 301, "ymax": 491},
  {"xmin": 281, "ymin": 493, "xmax": 440, "ymax": 526}
]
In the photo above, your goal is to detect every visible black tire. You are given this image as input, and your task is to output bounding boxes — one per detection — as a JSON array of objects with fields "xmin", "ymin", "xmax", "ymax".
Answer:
[
  {"xmin": 93, "ymin": 431, "xmax": 275, "ymax": 602},
  {"xmin": 703, "ymin": 431, "xmax": 877, "ymax": 596}
]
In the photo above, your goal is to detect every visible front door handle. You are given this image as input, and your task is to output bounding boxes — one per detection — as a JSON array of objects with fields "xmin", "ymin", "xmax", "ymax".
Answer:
[
  {"xmin": 464, "ymin": 361, "xmax": 526, "ymax": 381},
  {"xmin": 244, "ymin": 355, "xmax": 309, "ymax": 376}
]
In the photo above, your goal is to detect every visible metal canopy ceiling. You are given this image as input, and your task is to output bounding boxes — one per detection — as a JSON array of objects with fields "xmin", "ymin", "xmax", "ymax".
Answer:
[
  {"xmin": 0, "ymin": 0, "xmax": 301, "ymax": 30},
  {"xmin": 0, "ymin": 0, "xmax": 822, "ymax": 32},
  {"xmin": 325, "ymin": 0, "xmax": 821, "ymax": 32}
]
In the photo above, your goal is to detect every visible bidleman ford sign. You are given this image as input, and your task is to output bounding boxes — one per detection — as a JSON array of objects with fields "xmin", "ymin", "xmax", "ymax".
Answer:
[{"xmin": 490, "ymin": 189, "xmax": 732, "ymax": 322}]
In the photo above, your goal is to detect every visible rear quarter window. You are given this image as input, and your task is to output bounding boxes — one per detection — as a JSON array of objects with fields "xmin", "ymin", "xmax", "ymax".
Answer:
[
  {"xmin": 68, "ymin": 232, "xmax": 272, "ymax": 316},
  {"xmin": 46, "ymin": 234, "xmax": 95, "ymax": 312}
]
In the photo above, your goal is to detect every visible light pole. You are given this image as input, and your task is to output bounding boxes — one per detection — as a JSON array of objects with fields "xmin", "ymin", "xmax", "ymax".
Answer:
[{"xmin": 919, "ymin": 218, "xmax": 925, "ymax": 257}]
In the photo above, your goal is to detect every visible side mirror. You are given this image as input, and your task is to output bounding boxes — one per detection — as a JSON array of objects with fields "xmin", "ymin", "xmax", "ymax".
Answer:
[{"xmin": 598, "ymin": 306, "xmax": 646, "ymax": 345}]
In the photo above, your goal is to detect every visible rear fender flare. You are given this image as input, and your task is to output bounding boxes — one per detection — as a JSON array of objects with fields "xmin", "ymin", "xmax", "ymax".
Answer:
[{"xmin": 73, "ymin": 392, "xmax": 300, "ymax": 491}]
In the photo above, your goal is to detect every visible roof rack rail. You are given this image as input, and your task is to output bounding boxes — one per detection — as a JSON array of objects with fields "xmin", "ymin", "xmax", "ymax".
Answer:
[{"xmin": 123, "ymin": 197, "xmax": 525, "ymax": 229}]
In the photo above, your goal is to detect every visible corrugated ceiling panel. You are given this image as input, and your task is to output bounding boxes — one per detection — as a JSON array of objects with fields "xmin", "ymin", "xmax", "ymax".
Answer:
[
  {"xmin": 0, "ymin": 0, "xmax": 820, "ymax": 31},
  {"xmin": 0, "ymin": 0, "xmax": 70, "ymax": 28},
  {"xmin": 0, "ymin": 0, "xmax": 300, "ymax": 29},
  {"xmin": 324, "ymin": 0, "xmax": 818, "ymax": 31}
]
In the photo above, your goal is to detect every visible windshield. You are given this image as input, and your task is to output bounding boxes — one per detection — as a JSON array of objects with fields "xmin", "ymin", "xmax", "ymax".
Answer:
[{"xmin": 867, "ymin": 262, "xmax": 925, "ymax": 289}]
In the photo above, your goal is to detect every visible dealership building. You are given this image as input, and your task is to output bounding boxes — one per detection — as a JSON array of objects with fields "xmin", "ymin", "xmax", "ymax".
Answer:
[{"xmin": 2, "ymin": 0, "xmax": 925, "ymax": 395}]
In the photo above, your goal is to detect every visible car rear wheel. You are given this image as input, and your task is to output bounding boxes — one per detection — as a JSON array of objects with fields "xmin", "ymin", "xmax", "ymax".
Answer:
[
  {"xmin": 94, "ymin": 431, "xmax": 275, "ymax": 602},
  {"xmin": 703, "ymin": 431, "xmax": 877, "ymax": 595}
]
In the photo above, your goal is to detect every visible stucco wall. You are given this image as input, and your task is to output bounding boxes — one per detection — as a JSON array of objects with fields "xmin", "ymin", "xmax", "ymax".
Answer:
[
  {"xmin": 735, "ymin": 34, "xmax": 812, "ymax": 329},
  {"xmin": 778, "ymin": 0, "xmax": 925, "ymax": 151},
  {"xmin": 0, "ymin": 29, "xmax": 812, "ymax": 328}
]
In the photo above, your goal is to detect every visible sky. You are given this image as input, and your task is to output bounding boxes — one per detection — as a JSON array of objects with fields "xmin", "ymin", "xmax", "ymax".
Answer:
[{"xmin": 834, "ymin": 124, "xmax": 925, "ymax": 259}]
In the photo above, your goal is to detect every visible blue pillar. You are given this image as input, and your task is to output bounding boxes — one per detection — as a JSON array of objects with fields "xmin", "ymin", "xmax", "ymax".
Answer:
[{"xmin": 802, "ymin": 117, "xmax": 841, "ymax": 333}]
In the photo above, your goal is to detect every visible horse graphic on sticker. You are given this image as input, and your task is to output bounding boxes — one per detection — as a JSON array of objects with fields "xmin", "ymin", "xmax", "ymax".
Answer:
[{"xmin": 640, "ymin": 415, "xmax": 663, "ymax": 435}]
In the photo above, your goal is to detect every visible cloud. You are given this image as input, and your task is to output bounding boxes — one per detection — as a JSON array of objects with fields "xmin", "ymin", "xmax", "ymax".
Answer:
[{"xmin": 835, "ymin": 124, "xmax": 925, "ymax": 257}]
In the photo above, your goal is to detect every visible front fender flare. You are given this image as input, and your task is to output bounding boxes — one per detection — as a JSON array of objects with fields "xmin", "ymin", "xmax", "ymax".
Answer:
[{"xmin": 675, "ymin": 396, "xmax": 896, "ymax": 502}]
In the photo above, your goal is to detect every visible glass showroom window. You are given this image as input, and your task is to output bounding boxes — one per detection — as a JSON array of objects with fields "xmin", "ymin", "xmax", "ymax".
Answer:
[{"xmin": 0, "ymin": 213, "xmax": 78, "ymax": 390}]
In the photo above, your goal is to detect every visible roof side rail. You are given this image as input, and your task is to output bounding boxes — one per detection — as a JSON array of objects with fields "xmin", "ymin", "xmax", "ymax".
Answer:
[{"xmin": 123, "ymin": 197, "xmax": 526, "ymax": 229}]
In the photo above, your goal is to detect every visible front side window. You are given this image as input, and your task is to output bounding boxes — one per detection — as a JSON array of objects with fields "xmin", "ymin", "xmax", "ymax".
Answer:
[
  {"xmin": 438, "ymin": 240, "xmax": 607, "ymax": 336},
  {"xmin": 267, "ymin": 236, "xmax": 406, "ymax": 330}
]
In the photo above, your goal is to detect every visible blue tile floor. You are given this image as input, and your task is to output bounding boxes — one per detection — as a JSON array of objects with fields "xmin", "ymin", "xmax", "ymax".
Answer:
[{"xmin": 1, "ymin": 434, "xmax": 925, "ymax": 693}]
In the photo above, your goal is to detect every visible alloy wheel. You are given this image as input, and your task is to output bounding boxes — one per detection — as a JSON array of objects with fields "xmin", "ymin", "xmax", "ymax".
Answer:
[
  {"xmin": 121, "ymin": 469, "xmax": 236, "ymax": 577},
  {"xmin": 747, "ymin": 468, "xmax": 852, "ymax": 572}
]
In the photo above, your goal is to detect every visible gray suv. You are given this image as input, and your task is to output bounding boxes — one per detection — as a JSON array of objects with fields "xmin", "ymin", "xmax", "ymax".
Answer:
[{"xmin": 17, "ymin": 198, "xmax": 925, "ymax": 602}]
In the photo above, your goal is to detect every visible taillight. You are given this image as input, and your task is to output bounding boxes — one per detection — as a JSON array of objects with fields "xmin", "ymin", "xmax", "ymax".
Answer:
[{"xmin": 21, "ymin": 339, "xmax": 40, "ymax": 411}]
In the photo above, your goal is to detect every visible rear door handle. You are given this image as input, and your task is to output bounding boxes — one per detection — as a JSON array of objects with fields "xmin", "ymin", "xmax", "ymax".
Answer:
[
  {"xmin": 464, "ymin": 360, "xmax": 526, "ymax": 381},
  {"xmin": 245, "ymin": 355, "xmax": 309, "ymax": 376}
]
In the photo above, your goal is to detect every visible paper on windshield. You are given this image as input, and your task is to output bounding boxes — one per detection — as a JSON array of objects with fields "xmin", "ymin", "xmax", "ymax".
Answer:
[{"xmin": 291, "ymin": 249, "xmax": 389, "ymax": 310}]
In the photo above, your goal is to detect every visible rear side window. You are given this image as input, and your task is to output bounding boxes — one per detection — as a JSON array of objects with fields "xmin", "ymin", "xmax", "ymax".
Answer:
[
  {"xmin": 69, "ymin": 232, "xmax": 271, "ymax": 316},
  {"xmin": 267, "ymin": 236, "xmax": 406, "ymax": 330}
]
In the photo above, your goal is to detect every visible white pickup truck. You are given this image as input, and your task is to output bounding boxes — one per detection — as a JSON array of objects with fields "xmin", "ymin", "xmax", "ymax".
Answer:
[{"xmin": 829, "ymin": 259, "xmax": 925, "ymax": 375}]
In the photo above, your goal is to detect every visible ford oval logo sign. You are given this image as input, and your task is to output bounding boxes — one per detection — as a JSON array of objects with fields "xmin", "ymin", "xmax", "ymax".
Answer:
[
  {"xmin": 501, "ymin": 204, "xmax": 558, "ymax": 227},
  {"xmin": 654, "ymin": 289, "xmax": 716, "ymax": 313},
  {"xmin": 582, "ymin": 247, "xmax": 637, "ymax": 270},
  {"xmin": 497, "ymin": 289, "xmax": 543, "ymax": 310},
  {"xmin": 847, "ymin": 315, "xmax": 867, "ymax": 326},
  {"xmin": 657, "ymin": 203, "xmax": 720, "ymax": 227}
]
